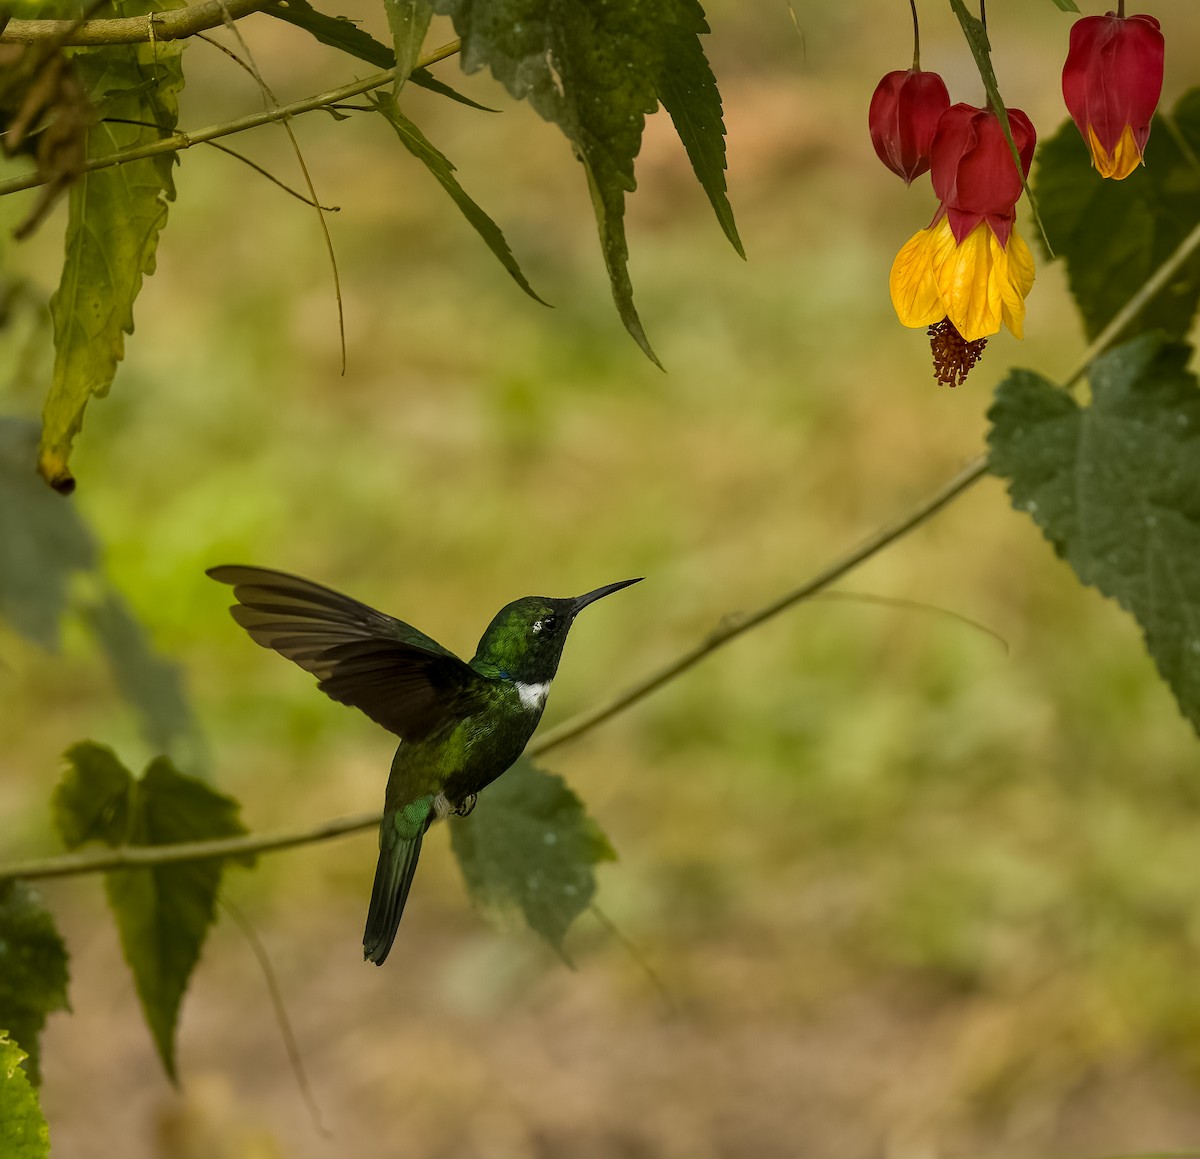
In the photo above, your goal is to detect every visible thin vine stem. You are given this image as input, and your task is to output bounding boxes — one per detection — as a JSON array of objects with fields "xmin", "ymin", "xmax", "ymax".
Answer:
[
  {"xmin": 0, "ymin": 38, "xmax": 464, "ymax": 201},
  {"xmin": 196, "ymin": 26, "xmax": 347, "ymax": 371},
  {"xmin": 527, "ymin": 455, "xmax": 989, "ymax": 757},
  {"xmin": 103, "ymin": 116, "xmax": 340, "ymax": 208},
  {"xmin": 909, "ymin": 0, "xmax": 920, "ymax": 71},
  {"xmin": 220, "ymin": 896, "xmax": 328, "ymax": 1136}
]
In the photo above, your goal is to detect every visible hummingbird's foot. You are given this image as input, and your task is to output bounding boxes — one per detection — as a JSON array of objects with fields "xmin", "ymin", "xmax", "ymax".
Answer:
[{"xmin": 455, "ymin": 793, "xmax": 478, "ymax": 817}]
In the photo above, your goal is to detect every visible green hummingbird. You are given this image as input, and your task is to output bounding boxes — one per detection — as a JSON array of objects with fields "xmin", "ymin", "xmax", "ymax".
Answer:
[{"xmin": 208, "ymin": 565, "xmax": 641, "ymax": 965}]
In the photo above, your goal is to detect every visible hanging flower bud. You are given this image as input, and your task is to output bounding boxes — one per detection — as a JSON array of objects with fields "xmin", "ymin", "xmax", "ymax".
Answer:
[
  {"xmin": 889, "ymin": 103, "xmax": 1038, "ymax": 387},
  {"xmin": 1062, "ymin": 13, "xmax": 1164, "ymax": 180},
  {"xmin": 869, "ymin": 69, "xmax": 951, "ymax": 184}
]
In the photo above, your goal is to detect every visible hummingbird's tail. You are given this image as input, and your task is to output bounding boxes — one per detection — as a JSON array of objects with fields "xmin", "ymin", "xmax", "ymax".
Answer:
[{"xmin": 363, "ymin": 823, "xmax": 426, "ymax": 966}]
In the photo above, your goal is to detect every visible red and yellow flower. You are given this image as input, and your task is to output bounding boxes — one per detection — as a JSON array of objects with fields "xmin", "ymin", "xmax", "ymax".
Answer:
[
  {"xmin": 889, "ymin": 103, "xmax": 1037, "ymax": 386},
  {"xmin": 1062, "ymin": 12, "xmax": 1164, "ymax": 180}
]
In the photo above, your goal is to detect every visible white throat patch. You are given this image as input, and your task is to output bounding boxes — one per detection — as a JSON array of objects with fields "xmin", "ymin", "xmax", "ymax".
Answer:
[{"xmin": 515, "ymin": 680, "xmax": 551, "ymax": 712}]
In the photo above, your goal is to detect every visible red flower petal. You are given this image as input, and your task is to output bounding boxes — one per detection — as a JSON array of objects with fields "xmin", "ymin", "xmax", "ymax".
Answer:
[{"xmin": 930, "ymin": 104, "xmax": 1035, "ymax": 245}]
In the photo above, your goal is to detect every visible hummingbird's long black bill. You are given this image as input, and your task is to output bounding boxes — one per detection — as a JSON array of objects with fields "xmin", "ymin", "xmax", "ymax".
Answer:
[{"xmin": 571, "ymin": 577, "xmax": 643, "ymax": 614}]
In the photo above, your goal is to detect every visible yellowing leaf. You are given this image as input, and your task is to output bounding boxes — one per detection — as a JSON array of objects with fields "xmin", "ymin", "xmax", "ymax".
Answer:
[
  {"xmin": 0, "ymin": 1034, "xmax": 49, "ymax": 1159},
  {"xmin": 40, "ymin": 15, "xmax": 186, "ymax": 493}
]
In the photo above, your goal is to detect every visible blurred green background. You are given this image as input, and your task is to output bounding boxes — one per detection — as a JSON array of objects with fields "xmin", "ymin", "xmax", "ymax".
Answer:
[{"xmin": 4, "ymin": 1, "xmax": 1200, "ymax": 1155}]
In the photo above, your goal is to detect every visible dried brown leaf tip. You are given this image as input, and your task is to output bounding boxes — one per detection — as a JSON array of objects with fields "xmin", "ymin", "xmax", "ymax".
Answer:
[{"xmin": 0, "ymin": 43, "xmax": 90, "ymax": 239}]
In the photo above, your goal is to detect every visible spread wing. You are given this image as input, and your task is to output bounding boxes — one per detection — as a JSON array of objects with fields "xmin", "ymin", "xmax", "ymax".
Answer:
[{"xmin": 208, "ymin": 565, "xmax": 486, "ymax": 740}]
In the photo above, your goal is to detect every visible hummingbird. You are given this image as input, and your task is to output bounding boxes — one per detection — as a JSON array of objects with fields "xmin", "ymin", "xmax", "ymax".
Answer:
[{"xmin": 207, "ymin": 565, "xmax": 641, "ymax": 965}]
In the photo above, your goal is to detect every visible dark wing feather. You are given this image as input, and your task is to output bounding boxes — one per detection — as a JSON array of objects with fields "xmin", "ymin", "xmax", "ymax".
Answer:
[{"xmin": 208, "ymin": 565, "xmax": 484, "ymax": 739}]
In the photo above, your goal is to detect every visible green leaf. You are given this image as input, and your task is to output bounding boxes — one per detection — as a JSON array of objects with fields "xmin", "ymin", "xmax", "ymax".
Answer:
[
  {"xmin": 406, "ymin": 66, "xmax": 500, "ymax": 113},
  {"xmin": 40, "ymin": 16, "xmax": 186, "ymax": 493},
  {"xmin": 432, "ymin": 0, "xmax": 739, "ymax": 365},
  {"xmin": 0, "ymin": 419, "xmax": 95, "ymax": 647},
  {"xmin": 651, "ymin": 4, "xmax": 742, "ymax": 259},
  {"xmin": 370, "ymin": 92, "xmax": 546, "ymax": 304},
  {"xmin": 450, "ymin": 760, "xmax": 616, "ymax": 962},
  {"xmin": 947, "ymin": 0, "xmax": 1047, "ymax": 247},
  {"xmin": 262, "ymin": 0, "xmax": 496, "ymax": 111},
  {"xmin": 81, "ymin": 588, "xmax": 203, "ymax": 769},
  {"xmin": 265, "ymin": 0, "xmax": 394, "ymax": 67},
  {"xmin": 52, "ymin": 742, "xmax": 250, "ymax": 1081},
  {"xmin": 1034, "ymin": 91, "xmax": 1200, "ymax": 344},
  {"xmin": 0, "ymin": 883, "xmax": 69, "ymax": 1088},
  {"xmin": 988, "ymin": 334, "xmax": 1200, "ymax": 735},
  {"xmin": 52, "ymin": 741, "xmax": 134, "ymax": 848},
  {"xmin": 1047, "ymin": 0, "xmax": 1079, "ymax": 11},
  {"xmin": 0, "ymin": 1034, "xmax": 49, "ymax": 1159},
  {"xmin": 385, "ymin": 0, "xmax": 433, "ymax": 93}
]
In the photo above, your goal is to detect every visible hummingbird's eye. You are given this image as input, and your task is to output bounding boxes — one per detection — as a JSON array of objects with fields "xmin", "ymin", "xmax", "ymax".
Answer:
[{"xmin": 534, "ymin": 614, "xmax": 559, "ymax": 635}]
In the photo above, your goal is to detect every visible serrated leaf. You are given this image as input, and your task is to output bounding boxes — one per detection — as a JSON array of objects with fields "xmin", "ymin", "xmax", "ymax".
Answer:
[
  {"xmin": 265, "ymin": 0, "xmax": 393, "ymax": 66},
  {"xmin": 947, "ymin": 0, "xmax": 1046, "ymax": 247},
  {"xmin": 987, "ymin": 334, "xmax": 1200, "ymax": 735},
  {"xmin": 39, "ymin": 16, "xmax": 186, "ymax": 493},
  {"xmin": 81, "ymin": 588, "xmax": 203, "ymax": 769},
  {"xmin": 385, "ymin": 0, "xmax": 433, "ymax": 93},
  {"xmin": 0, "ymin": 1034, "xmax": 49, "ymax": 1159},
  {"xmin": 0, "ymin": 419, "xmax": 94, "ymax": 647},
  {"xmin": 651, "ymin": 4, "xmax": 742, "ymax": 258},
  {"xmin": 1034, "ymin": 91, "xmax": 1200, "ymax": 344},
  {"xmin": 450, "ymin": 760, "xmax": 616, "ymax": 963},
  {"xmin": 0, "ymin": 883, "xmax": 69, "ymax": 1088},
  {"xmin": 432, "ymin": 0, "xmax": 738, "ymax": 365},
  {"xmin": 263, "ymin": 0, "xmax": 496, "ymax": 111},
  {"xmin": 370, "ymin": 92, "xmax": 545, "ymax": 303},
  {"xmin": 52, "ymin": 742, "xmax": 249, "ymax": 1081}
]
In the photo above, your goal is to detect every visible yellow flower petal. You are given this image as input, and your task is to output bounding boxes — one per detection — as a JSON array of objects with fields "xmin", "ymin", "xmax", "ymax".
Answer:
[
  {"xmin": 889, "ymin": 226, "xmax": 945, "ymax": 329},
  {"xmin": 932, "ymin": 220, "xmax": 1004, "ymax": 342},
  {"xmin": 1000, "ymin": 227, "xmax": 1036, "ymax": 339},
  {"xmin": 915, "ymin": 219, "xmax": 1037, "ymax": 342},
  {"xmin": 1086, "ymin": 123, "xmax": 1143, "ymax": 180},
  {"xmin": 1006, "ymin": 226, "xmax": 1036, "ymax": 298},
  {"xmin": 889, "ymin": 217, "xmax": 1035, "ymax": 347}
]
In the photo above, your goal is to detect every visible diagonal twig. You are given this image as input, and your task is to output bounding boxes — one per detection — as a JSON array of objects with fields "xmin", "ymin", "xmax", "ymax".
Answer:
[{"xmin": 0, "ymin": 40, "xmax": 463, "ymax": 200}]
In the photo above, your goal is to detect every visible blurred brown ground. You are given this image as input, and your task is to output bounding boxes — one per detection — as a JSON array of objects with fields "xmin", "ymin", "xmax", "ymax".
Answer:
[{"xmin": 6, "ymin": 1, "xmax": 1200, "ymax": 1156}]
